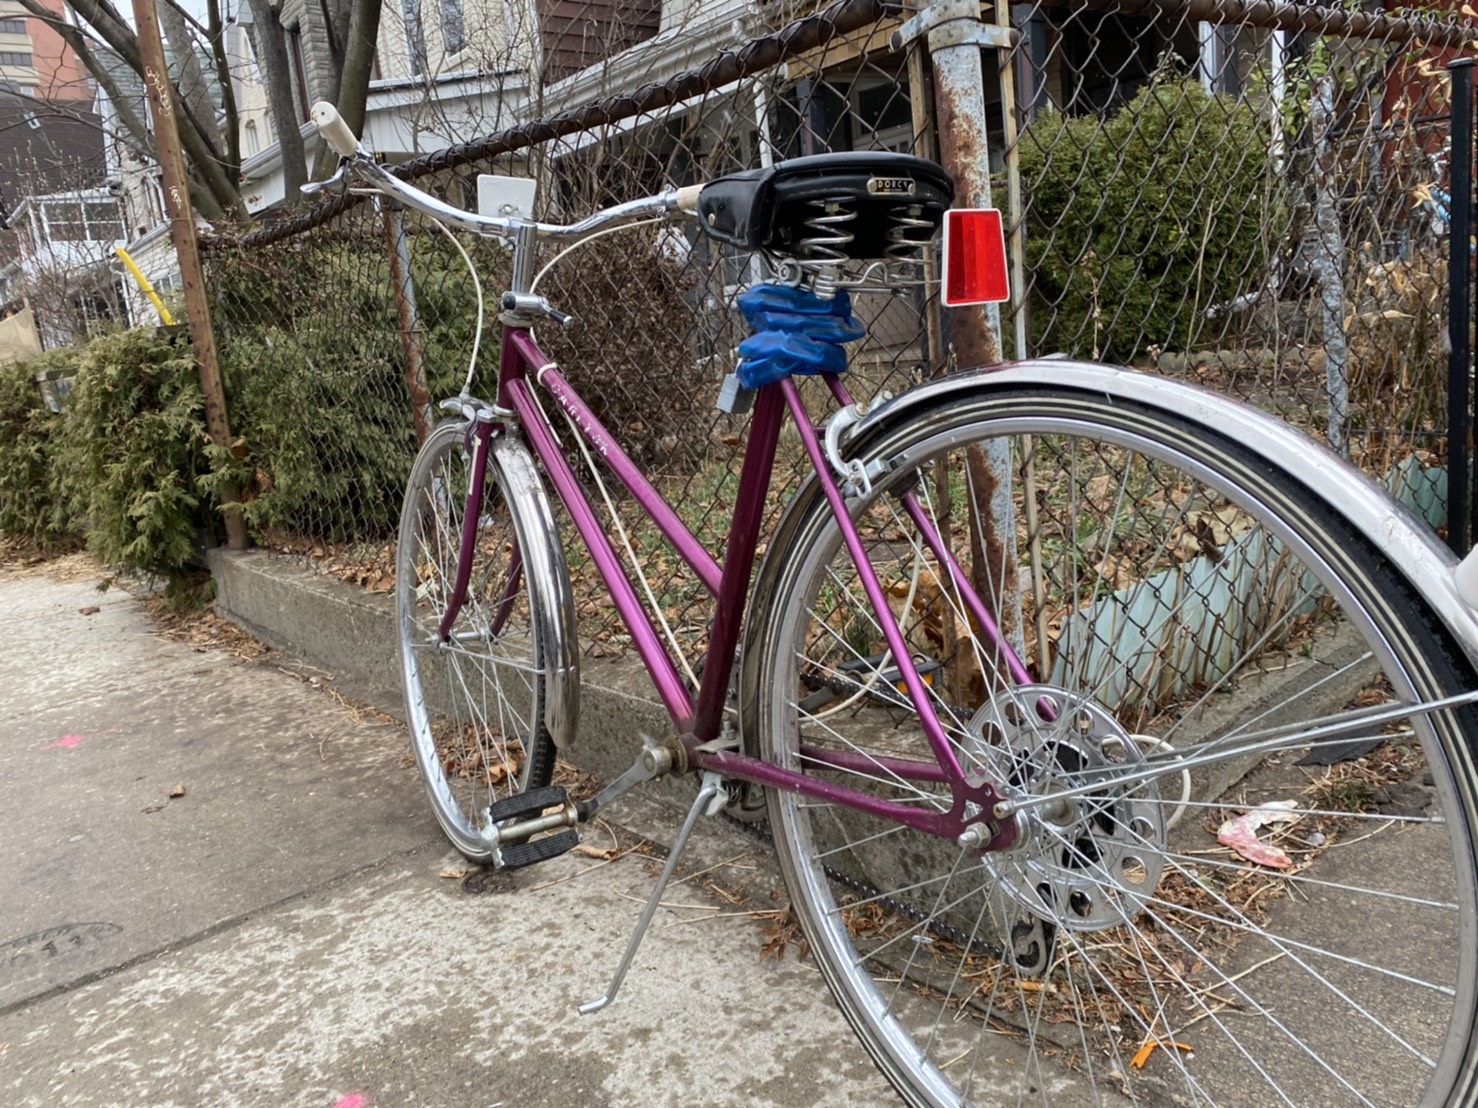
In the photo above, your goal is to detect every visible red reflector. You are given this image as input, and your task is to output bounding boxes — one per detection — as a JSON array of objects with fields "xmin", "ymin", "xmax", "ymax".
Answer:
[{"xmin": 942, "ymin": 209, "xmax": 1009, "ymax": 306}]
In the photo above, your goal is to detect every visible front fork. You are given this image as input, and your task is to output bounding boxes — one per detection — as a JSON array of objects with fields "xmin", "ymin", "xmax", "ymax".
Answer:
[{"xmin": 435, "ymin": 406, "xmax": 520, "ymax": 643}]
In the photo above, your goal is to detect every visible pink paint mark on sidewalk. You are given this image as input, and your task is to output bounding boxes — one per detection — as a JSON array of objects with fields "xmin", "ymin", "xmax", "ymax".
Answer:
[
  {"xmin": 37, "ymin": 727, "xmax": 122, "ymax": 751},
  {"xmin": 333, "ymin": 1096, "xmax": 370, "ymax": 1108}
]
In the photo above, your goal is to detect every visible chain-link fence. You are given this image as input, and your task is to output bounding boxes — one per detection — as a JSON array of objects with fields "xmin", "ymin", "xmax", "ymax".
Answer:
[{"xmin": 202, "ymin": 0, "xmax": 1470, "ymax": 664}]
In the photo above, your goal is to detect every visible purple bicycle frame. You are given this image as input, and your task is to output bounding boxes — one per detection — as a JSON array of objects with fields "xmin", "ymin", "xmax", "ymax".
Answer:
[{"xmin": 484, "ymin": 324, "xmax": 1026, "ymax": 845}]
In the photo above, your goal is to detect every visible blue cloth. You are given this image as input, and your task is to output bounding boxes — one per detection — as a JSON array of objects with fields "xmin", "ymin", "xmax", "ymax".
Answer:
[{"xmin": 735, "ymin": 284, "xmax": 865, "ymax": 390}]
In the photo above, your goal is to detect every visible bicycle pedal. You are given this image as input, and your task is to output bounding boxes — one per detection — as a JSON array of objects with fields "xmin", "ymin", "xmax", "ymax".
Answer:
[
  {"xmin": 487, "ymin": 785, "xmax": 568, "ymax": 824},
  {"xmin": 499, "ymin": 828, "xmax": 579, "ymax": 869}
]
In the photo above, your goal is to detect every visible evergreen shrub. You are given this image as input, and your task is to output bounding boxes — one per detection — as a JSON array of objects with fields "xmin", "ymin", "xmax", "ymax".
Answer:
[
  {"xmin": 50, "ymin": 327, "xmax": 225, "ymax": 585},
  {"xmin": 0, "ymin": 351, "xmax": 78, "ymax": 550},
  {"xmin": 211, "ymin": 232, "xmax": 475, "ymax": 542},
  {"xmin": 1017, "ymin": 79, "xmax": 1283, "ymax": 361}
]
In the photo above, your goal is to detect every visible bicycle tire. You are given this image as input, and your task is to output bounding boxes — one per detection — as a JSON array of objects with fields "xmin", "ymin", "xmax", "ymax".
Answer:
[
  {"xmin": 397, "ymin": 420, "xmax": 562, "ymax": 860},
  {"xmin": 746, "ymin": 382, "xmax": 1478, "ymax": 1107}
]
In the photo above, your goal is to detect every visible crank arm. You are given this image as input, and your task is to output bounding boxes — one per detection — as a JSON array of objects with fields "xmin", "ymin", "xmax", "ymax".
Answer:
[{"xmin": 575, "ymin": 735, "xmax": 680, "ymax": 823}]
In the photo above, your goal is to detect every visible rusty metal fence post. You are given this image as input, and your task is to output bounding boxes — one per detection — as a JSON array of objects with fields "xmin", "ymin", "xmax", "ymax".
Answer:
[
  {"xmin": 896, "ymin": 0, "xmax": 1022, "ymax": 654},
  {"xmin": 1448, "ymin": 58, "xmax": 1475, "ymax": 555}
]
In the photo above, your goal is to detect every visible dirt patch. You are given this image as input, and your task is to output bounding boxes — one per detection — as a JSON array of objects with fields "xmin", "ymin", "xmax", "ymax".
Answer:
[
  {"xmin": 0, "ymin": 539, "xmax": 100, "ymax": 581},
  {"xmin": 145, "ymin": 594, "xmax": 275, "ymax": 664}
]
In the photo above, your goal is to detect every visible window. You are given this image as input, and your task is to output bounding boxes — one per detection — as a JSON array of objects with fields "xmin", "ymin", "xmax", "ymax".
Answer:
[
  {"xmin": 854, "ymin": 80, "xmax": 913, "ymax": 152},
  {"xmin": 440, "ymin": 0, "xmax": 464, "ymax": 56},
  {"xmin": 244, "ymin": 120, "xmax": 260, "ymax": 156},
  {"xmin": 0, "ymin": 51, "xmax": 34, "ymax": 66},
  {"xmin": 1058, "ymin": 11, "xmax": 1166, "ymax": 113},
  {"xmin": 147, "ymin": 177, "xmax": 165, "ymax": 224},
  {"xmin": 42, "ymin": 199, "xmax": 123, "ymax": 243},
  {"xmin": 286, "ymin": 28, "xmax": 310, "ymax": 120},
  {"xmin": 401, "ymin": 0, "xmax": 427, "ymax": 75},
  {"xmin": 44, "ymin": 202, "xmax": 87, "ymax": 241},
  {"xmin": 0, "ymin": 19, "xmax": 28, "ymax": 33},
  {"xmin": 239, "ymin": 26, "xmax": 261, "ymax": 85}
]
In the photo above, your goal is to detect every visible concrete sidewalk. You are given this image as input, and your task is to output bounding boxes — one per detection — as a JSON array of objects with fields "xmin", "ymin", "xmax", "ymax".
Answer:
[{"xmin": 0, "ymin": 564, "xmax": 893, "ymax": 1107}]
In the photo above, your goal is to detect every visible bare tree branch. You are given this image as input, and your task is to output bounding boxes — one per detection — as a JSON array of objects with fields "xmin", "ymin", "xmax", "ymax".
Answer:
[
  {"xmin": 244, "ymin": 0, "xmax": 308, "ymax": 202},
  {"xmin": 19, "ymin": 0, "xmax": 371, "ymax": 222},
  {"xmin": 157, "ymin": 0, "xmax": 223, "ymax": 159},
  {"xmin": 203, "ymin": 0, "xmax": 240, "ymax": 179},
  {"xmin": 312, "ymin": 0, "xmax": 379, "ymax": 179},
  {"xmin": 8, "ymin": 11, "xmax": 156, "ymax": 165}
]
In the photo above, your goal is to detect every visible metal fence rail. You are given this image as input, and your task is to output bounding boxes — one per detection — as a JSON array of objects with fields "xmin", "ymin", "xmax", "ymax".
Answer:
[{"xmin": 203, "ymin": 0, "xmax": 1471, "ymax": 662}]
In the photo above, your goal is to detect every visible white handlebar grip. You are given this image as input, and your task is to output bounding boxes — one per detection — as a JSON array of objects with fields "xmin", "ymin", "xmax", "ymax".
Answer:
[
  {"xmin": 674, "ymin": 184, "xmax": 702, "ymax": 212},
  {"xmin": 311, "ymin": 101, "xmax": 360, "ymax": 158}
]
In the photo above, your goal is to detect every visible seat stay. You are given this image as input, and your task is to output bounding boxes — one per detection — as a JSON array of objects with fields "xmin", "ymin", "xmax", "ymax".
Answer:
[{"xmin": 774, "ymin": 378, "xmax": 969, "ymax": 786}]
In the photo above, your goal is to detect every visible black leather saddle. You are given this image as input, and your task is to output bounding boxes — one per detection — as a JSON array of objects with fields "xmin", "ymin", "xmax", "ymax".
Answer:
[{"xmin": 696, "ymin": 152, "xmax": 955, "ymax": 260}]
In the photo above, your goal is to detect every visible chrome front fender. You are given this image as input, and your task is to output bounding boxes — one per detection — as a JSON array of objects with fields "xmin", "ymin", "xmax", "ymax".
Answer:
[
  {"xmin": 835, "ymin": 360, "xmax": 1478, "ymax": 669},
  {"xmin": 491, "ymin": 434, "xmax": 580, "ymax": 748}
]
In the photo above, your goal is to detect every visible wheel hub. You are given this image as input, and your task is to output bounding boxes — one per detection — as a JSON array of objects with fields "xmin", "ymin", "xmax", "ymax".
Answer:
[{"xmin": 970, "ymin": 685, "xmax": 1167, "ymax": 932}]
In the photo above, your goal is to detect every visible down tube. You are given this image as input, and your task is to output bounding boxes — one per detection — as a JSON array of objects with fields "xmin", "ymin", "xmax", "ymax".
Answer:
[
  {"xmin": 503, "ymin": 330, "xmax": 721, "ymax": 595},
  {"xmin": 502, "ymin": 376, "xmax": 695, "ymax": 730}
]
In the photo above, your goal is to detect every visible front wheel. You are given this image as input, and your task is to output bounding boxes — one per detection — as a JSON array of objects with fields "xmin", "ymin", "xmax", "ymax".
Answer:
[
  {"xmin": 396, "ymin": 421, "xmax": 566, "ymax": 860},
  {"xmin": 748, "ymin": 383, "xmax": 1478, "ymax": 1106}
]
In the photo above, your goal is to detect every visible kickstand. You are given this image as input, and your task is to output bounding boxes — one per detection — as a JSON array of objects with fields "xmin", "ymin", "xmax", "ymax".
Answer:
[{"xmin": 579, "ymin": 771, "xmax": 727, "ymax": 1015}]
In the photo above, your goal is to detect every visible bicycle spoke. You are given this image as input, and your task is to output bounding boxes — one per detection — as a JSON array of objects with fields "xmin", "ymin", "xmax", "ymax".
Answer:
[
  {"xmin": 397, "ymin": 424, "xmax": 558, "ymax": 859},
  {"xmin": 756, "ymin": 391, "xmax": 1478, "ymax": 1106}
]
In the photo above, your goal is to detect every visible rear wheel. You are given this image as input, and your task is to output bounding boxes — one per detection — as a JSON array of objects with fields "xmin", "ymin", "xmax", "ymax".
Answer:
[
  {"xmin": 397, "ymin": 421, "xmax": 558, "ymax": 860},
  {"xmin": 750, "ymin": 385, "xmax": 1478, "ymax": 1106}
]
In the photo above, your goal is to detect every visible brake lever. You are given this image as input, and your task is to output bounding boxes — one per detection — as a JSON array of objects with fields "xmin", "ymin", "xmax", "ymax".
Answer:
[
  {"xmin": 301, "ymin": 159, "xmax": 352, "ymax": 198},
  {"xmin": 501, "ymin": 291, "xmax": 574, "ymax": 328}
]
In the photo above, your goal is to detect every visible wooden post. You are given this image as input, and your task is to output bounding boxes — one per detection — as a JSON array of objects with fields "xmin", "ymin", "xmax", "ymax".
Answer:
[
  {"xmin": 130, "ymin": 0, "xmax": 248, "ymax": 551},
  {"xmin": 383, "ymin": 206, "xmax": 435, "ymax": 444}
]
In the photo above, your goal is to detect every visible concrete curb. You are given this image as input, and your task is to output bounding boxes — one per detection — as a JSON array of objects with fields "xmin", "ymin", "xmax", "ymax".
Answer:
[
  {"xmin": 208, "ymin": 548, "xmax": 674, "ymax": 788},
  {"xmin": 209, "ymin": 546, "xmax": 1373, "ymax": 805}
]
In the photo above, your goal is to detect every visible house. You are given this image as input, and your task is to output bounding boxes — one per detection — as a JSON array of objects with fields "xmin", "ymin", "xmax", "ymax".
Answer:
[
  {"xmin": 0, "ymin": 90, "xmax": 124, "ymax": 349},
  {"xmin": 230, "ymin": 0, "xmax": 539, "ymax": 212},
  {"xmin": 104, "ymin": 0, "xmax": 1344, "ymax": 323},
  {"xmin": 0, "ymin": 0, "xmax": 92, "ymax": 101}
]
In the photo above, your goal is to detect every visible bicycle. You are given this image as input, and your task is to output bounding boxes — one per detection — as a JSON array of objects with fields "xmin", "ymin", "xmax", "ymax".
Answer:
[{"xmin": 307, "ymin": 100, "xmax": 1478, "ymax": 1107}]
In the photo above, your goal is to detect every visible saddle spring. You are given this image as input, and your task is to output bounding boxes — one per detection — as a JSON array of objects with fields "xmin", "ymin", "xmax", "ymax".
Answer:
[
  {"xmin": 797, "ymin": 196, "xmax": 857, "ymax": 299},
  {"xmin": 885, "ymin": 204, "xmax": 934, "ymax": 282}
]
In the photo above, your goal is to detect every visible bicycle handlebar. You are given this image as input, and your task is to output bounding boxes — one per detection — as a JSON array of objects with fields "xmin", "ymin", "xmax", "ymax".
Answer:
[
  {"xmin": 305, "ymin": 101, "xmax": 699, "ymax": 241},
  {"xmin": 311, "ymin": 101, "xmax": 360, "ymax": 159}
]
